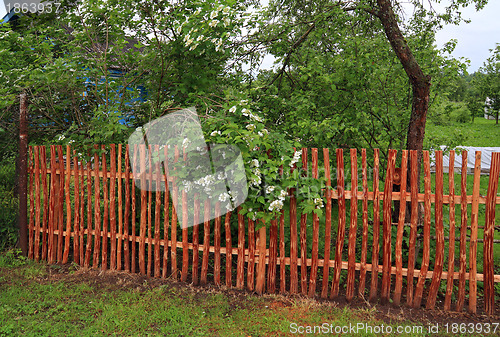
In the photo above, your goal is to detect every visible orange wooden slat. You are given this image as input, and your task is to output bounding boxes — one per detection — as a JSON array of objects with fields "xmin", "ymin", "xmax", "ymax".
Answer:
[
  {"xmin": 331, "ymin": 149, "xmax": 346, "ymax": 299},
  {"xmin": 426, "ymin": 151, "xmax": 445, "ymax": 309},
  {"xmin": 369, "ymin": 149, "xmax": 380, "ymax": 301},
  {"xmin": 468, "ymin": 151, "xmax": 482, "ymax": 314},
  {"xmin": 393, "ymin": 150, "xmax": 408, "ymax": 305}
]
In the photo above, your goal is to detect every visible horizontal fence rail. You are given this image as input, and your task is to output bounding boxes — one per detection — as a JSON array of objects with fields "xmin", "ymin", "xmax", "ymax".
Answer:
[{"xmin": 27, "ymin": 145, "xmax": 500, "ymax": 315}]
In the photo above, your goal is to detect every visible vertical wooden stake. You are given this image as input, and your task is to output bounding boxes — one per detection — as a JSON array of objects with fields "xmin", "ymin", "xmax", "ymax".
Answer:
[
  {"xmin": 483, "ymin": 152, "xmax": 500, "ymax": 316},
  {"xmin": 331, "ymin": 149, "xmax": 346, "ymax": 299},
  {"xmin": 394, "ymin": 150, "xmax": 408, "ymax": 305},
  {"xmin": 456, "ymin": 151, "xmax": 468, "ymax": 311},
  {"xmin": 321, "ymin": 148, "xmax": 332, "ymax": 298},
  {"xmin": 308, "ymin": 148, "xmax": 319, "ymax": 297},
  {"xmin": 406, "ymin": 150, "xmax": 419, "ymax": 305},
  {"xmin": 468, "ymin": 151, "xmax": 481, "ymax": 314},
  {"xmin": 380, "ymin": 149, "xmax": 396, "ymax": 304},
  {"xmin": 256, "ymin": 223, "xmax": 267, "ymax": 295},
  {"xmin": 426, "ymin": 151, "xmax": 445, "ymax": 309},
  {"xmin": 225, "ymin": 212, "xmax": 233, "ymax": 288},
  {"xmin": 369, "ymin": 149, "xmax": 380, "ymax": 301},
  {"xmin": 346, "ymin": 149, "xmax": 358, "ymax": 301},
  {"xmin": 444, "ymin": 150, "xmax": 456, "ymax": 311},
  {"xmin": 236, "ymin": 207, "xmax": 246, "ymax": 289},
  {"xmin": 359, "ymin": 149, "xmax": 369, "ymax": 297},
  {"xmin": 413, "ymin": 151, "xmax": 431, "ymax": 308}
]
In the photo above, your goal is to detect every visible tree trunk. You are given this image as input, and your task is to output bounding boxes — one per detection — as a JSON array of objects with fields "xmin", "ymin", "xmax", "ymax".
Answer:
[{"xmin": 376, "ymin": 0, "xmax": 431, "ymax": 182}]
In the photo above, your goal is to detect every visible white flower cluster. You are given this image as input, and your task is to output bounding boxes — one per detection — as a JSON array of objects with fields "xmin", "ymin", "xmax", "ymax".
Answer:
[
  {"xmin": 229, "ymin": 106, "xmax": 237, "ymax": 113},
  {"xmin": 250, "ymin": 167, "xmax": 261, "ymax": 187},
  {"xmin": 246, "ymin": 124, "xmax": 256, "ymax": 131},
  {"xmin": 314, "ymin": 197, "xmax": 324, "ymax": 208},
  {"xmin": 290, "ymin": 150, "xmax": 301, "ymax": 167},
  {"xmin": 251, "ymin": 159, "xmax": 259, "ymax": 168},
  {"xmin": 210, "ymin": 130, "xmax": 222, "ymax": 137},
  {"xmin": 219, "ymin": 192, "xmax": 230, "ymax": 202},
  {"xmin": 241, "ymin": 108, "xmax": 264, "ymax": 122},
  {"xmin": 57, "ymin": 134, "xmax": 65, "ymax": 141},
  {"xmin": 268, "ymin": 189, "xmax": 287, "ymax": 212},
  {"xmin": 265, "ymin": 185, "xmax": 275, "ymax": 194},
  {"xmin": 194, "ymin": 174, "xmax": 215, "ymax": 187}
]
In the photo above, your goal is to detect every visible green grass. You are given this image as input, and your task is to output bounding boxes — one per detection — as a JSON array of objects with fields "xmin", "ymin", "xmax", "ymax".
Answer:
[
  {"xmin": 426, "ymin": 117, "xmax": 500, "ymax": 148},
  {"xmin": 1, "ymin": 252, "xmax": 483, "ymax": 337}
]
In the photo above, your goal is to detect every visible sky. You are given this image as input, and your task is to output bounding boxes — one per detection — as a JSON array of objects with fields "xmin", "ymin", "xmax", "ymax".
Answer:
[{"xmin": 1, "ymin": 1, "xmax": 499, "ymax": 72}]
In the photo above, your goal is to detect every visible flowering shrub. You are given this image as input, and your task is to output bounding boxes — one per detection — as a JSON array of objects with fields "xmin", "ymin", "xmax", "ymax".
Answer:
[{"xmin": 202, "ymin": 95, "xmax": 328, "ymax": 224}]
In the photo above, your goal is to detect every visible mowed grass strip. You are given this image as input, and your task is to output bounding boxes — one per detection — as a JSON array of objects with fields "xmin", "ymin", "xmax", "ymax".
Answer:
[{"xmin": 0, "ymin": 254, "xmax": 463, "ymax": 337}]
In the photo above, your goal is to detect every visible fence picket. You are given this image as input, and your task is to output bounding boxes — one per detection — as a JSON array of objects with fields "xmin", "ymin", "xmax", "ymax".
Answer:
[
  {"xmin": 192, "ymin": 196, "xmax": 200, "ymax": 285},
  {"xmin": 101, "ymin": 148, "xmax": 109, "ymax": 270},
  {"xmin": 359, "ymin": 149, "xmax": 368, "ymax": 297},
  {"xmin": 41, "ymin": 146, "xmax": 48, "ymax": 261},
  {"xmin": 406, "ymin": 150, "xmax": 419, "ymax": 305},
  {"xmin": 57, "ymin": 145, "xmax": 64, "ymax": 262},
  {"xmin": 394, "ymin": 150, "xmax": 408, "ymax": 305},
  {"xmin": 381, "ymin": 149, "xmax": 396, "ymax": 303},
  {"xmin": 117, "ymin": 144, "xmax": 123, "ymax": 271},
  {"xmin": 300, "ymin": 148, "xmax": 308, "ymax": 295},
  {"xmin": 308, "ymin": 148, "xmax": 319, "ymax": 297},
  {"xmin": 247, "ymin": 218, "xmax": 256, "ymax": 291},
  {"xmin": 268, "ymin": 219, "xmax": 278, "ymax": 293},
  {"xmin": 426, "ymin": 151, "xmax": 445, "ymax": 309},
  {"xmin": 139, "ymin": 144, "xmax": 147, "ymax": 275},
  {"xmin": 225, "ymin": 212, "xmax": 233, "ymax": 287},
  {"xmin": 237, "ymin": 207, "xmax": 245, "ymax": 289},
  {"xmin": 346, "ymin": 149, "xmax": 358, "ymax": 301},
  {"xmin": 289, "ymin": 159, "xmax": 298, "ymax": 294},
  {"xmin": 456, "ymin": 151, "xmax": 468, "ymax": 311},
  {"xmin": 181, "ymin": 148, "xmax": 189, "ymax": 282},
  {"xmin": 34, "ymin": 147, "xmax": 41, "ymax": 261},
  {"xmin": 201, "ymin": 200, "xmax": 210, "ymax": 285},
  {"xmin": 147, "ymin": 146, "xmax": 153, "ymax": 277},
  {"xmin": 73, "ymin": 152, "xmax": 80, "ymax": 265},
  {"xmin": 170, "ymin": 147, "xmax": 179, "ymax": 279},
  {"xmin": 484, "ymin": 152, "xmax": 500, "ymax": 315},
  {"xmin": 279, "ymin": 209, "xmax": 286, "ymax": 293},
  {"xmin": 61, "ymin": 145, "xmax": 71, "ymax": 263},
  {"xmin": 331, "ymin": 149, "xmax": 345, "ymax": 298},
  {"xmin": 92, "ymin": 147, "xmax": 101, "ymax": 268},
  {"xmin": 369, "ymin": 149, "xmax": 380, "ymax": 301},
  {"xmin": 256, "ymin": 224, "xmax": 267, "ymax": 295},
  {"xmin": 162, "ymin": 146, "xmax": 170, "ymax": 278},
  {"xmin": 124, "ymin": 145, "xmax": 131, "ymax": 272},
  {"xmin": 154, "ymin": 153, "xmax": 162, "ymax": 278},
  {"xmin": 321, "ymin": 149, "xmax": 332, "ymax": 298},
  {"xmin": 48, "ymin": 145, "xmax": 56, "ymax": 263},
  {"xmin": 413, "ymin": 151, "xmax": 431, "ymax": 308},
  {"xmin": 131, "ymin": 145, "xmax": 137, "ymax": 274},
  {"xmin": 79, "ymin": 158, "xmax": 85, "ymax": 266},
  {"xmin": 28, "ymin": 147, "xmax": 34, "ymax": 259},
  {"xmin": 469, "ymin": 151, "xmax": 482, "ymax": 314},
  {"xmin": 214, "ymin": 202, "xmax": 222, "ymax": 286},
  {"xmin": 109, "ymin": 144, "xmax": 117, "ymax": 270},
  {"xmin": 84, "ymin": 161, "xmax": 92, "ymax": 267},
  {"xmin": 444, "ymin": 150, "xmax": 456, "ymax": 311}
]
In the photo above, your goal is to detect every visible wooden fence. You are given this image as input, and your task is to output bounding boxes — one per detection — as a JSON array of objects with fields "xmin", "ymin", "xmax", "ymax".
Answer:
[{"xmin": 27, "ymin": 145, "xmax": 500, "ymax": 315}]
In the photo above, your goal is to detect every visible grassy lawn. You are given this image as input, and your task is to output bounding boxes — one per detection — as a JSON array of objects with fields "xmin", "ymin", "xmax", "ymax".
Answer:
[
  {"xmin": 2, "ymin": 252, "xmax": 498, "ymax": 337},
  {"xmin": 425, "ymin": 117, "xmax": 500, "ymax": 148}
]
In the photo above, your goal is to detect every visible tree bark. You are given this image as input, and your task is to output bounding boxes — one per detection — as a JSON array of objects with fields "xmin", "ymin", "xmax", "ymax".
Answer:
[{"xmin": 376, "ymin": 0, "xmax": 431, "ymax": 185}]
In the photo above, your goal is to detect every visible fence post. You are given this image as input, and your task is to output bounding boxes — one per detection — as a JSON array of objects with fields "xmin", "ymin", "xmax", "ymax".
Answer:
[{"xmin": 18, "ymin": 92, "xmax": 28, "ymax": 256}]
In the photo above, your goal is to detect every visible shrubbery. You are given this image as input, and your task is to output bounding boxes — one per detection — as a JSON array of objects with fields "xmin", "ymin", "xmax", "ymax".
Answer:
[{"xmin": 0, "ymin": 157, "xmax": 18, "ymax": 251}]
